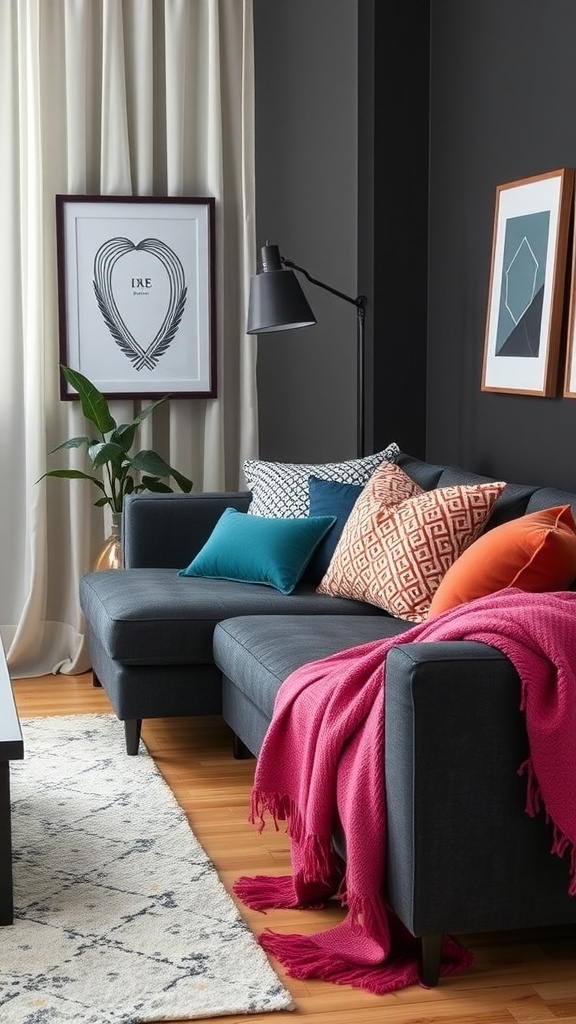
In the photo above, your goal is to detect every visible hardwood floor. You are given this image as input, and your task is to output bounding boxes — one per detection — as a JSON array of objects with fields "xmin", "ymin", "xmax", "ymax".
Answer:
[{"xmin": 11, "ymin": 672, "xmax": 576, "ymax": 1024}]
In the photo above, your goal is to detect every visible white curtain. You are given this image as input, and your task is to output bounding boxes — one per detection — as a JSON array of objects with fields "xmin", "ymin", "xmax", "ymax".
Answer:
[{"xmin": 0, "ymin": 0, "xmax": 257, "ymax": 678}]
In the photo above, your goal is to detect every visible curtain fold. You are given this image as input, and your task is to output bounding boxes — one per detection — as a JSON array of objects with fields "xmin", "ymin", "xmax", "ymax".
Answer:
[{"xmin": 0, "ymin": 0, "xmax": 257, "ymax": 678}]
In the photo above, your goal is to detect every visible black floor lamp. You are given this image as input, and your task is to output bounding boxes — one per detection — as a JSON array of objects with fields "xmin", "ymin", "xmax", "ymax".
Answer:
[{"xmin": 246, "ymin": 244, "xmax": 367, "ymax": 457}]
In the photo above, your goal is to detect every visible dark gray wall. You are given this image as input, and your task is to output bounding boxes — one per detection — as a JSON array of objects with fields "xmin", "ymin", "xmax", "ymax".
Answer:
[
  {"xmin": 254, "ymin": 0, "xmax": 576, "ymax": 490},
  {"xmin": 253, "ymin": 0, "xmax": 359, "ymax": 462},
  {"xmin": 428, "ymin": 0, "xmax": 576, "ymax": 489},
  {"xmin": 253, "ymin": 0, "xmax": 429, "ymax": 463}
]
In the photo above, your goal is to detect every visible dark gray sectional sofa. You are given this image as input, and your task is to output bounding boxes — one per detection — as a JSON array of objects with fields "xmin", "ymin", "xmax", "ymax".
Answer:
[{"xmin": 78, "ymin": 450, "xmax": 576, "ymax": 985}]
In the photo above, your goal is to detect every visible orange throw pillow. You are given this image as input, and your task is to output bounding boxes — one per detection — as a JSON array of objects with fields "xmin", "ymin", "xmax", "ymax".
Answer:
[
  {"xmin": 428, "ymin": 504, "xmax": 576, "ymax": 618},
  {"xmin": 317, "ymin": 470, "xmax": 506, "ymax": 623}
]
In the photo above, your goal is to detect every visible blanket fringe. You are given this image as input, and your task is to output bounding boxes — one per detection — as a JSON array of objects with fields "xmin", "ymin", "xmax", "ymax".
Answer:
[
  {"xmin": 519, "ymin": 760, "xmax": 576, "ymax": 894},
  {"xmin": 249, "ymin": 789, "xmax": 293, "ymax": 833},
  {"xmin": 518, "ymin": 757, "xmax": 542, "ymax": 817},
  {"xmin": 570, "ymin": 848, "xmax": 576, "ymax": 897},
  {"xmin": 258, "ymin": 929, "xmax": 420, "ymax": 994},
  {"xmin": 345, "ymin": 892, "xmax": 389, "ymax": 940},
  {"xmin": 233, "ymin": 874, "xmax": 302, "ymax": 911},
  {"xmin": 257, "ymin": 928, "xmax": 474, "ymax": 995},
  {"xmin": 551, "ymin": 824, "xmax": 576, "ymax": 896},
  {"xmin": 249, "ymin": 789, "xmax": 338, "ymax": 886}
]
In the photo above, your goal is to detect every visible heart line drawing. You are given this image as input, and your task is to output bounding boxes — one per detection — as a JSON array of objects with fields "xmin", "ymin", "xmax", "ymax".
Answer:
[{"xmin": 93, "ymin": 236, "xmax": 188, "ymax": 372}]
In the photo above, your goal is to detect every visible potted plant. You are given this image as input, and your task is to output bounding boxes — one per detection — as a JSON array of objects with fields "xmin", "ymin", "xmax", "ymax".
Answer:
[{"xmin": 39, "ymin": 365, "xmax": 193, "ymax": 567}]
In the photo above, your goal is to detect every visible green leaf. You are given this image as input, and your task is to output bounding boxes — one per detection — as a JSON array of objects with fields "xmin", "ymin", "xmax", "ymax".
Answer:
[
  {"xmin": 60, "ymin": 365, "xmax": 116, "ymax": 434},
  {"xmin": 141, "ymin": 477, "xmax": 173, "ymax": 493},
  {"xmin": 39, "ymin": 369, "xmax": 192, "ymax": 511},
  {"xmin": 36, "ymin": 469, "xmax": 106, "ymax": 491},
  {"xmin": 129, "ymin": 449, "xmax": 174, "ymax": 477},
  {"xmin": 48, "ymin": 436, "xmax": 91, "ymax": 454},
  {"xmin": 110, "ymin": 423, "xmax": 136, "ymax": 453},
  {"xmin": 89, "ymin": 441, "xmax": 127, "ymax": 469},
  {"xmin": 132, "ymin": 394, "xmax": 171, "ymax": 426},
  {"xmin": 169, "ymin": 467, "xmax": 193, "ymax": 493},
  {"xmin": 129, "ymin": 451, "xmax": 193, "ymax": 492}
]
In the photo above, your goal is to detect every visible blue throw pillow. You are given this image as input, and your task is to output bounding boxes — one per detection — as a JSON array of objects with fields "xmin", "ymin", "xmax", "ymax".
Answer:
[
  {"xmin": 178, "ymin": 507, "xmax": 337, "ymax": 595},
  {"xmin": 304, "ymin": 475, "xmax": 364, "ymax": 583}
]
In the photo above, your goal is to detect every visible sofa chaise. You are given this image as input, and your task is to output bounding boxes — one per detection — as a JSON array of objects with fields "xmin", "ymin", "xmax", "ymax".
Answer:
[
  {"xmin": 78, "ymin": 448, "xmax": 576, "ymax": 985},
  {"xmin": 79, "ymin": 444, "xmax": 402, "ymax": 756}
]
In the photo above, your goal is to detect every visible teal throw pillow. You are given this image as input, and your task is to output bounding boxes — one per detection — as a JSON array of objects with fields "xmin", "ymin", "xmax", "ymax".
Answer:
[
  {"xmin": 304, "ymin": 476, "xmax": 364, "ymax": 583},
  {"xmin": 178, "ymin": 507, "xmax": 337, "ymax": 595}
]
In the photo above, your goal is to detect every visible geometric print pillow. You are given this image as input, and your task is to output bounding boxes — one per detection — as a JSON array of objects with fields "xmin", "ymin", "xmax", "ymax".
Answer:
[
  {"xmin": 243, "ymin": 441, "xmax": 400, "ymax": 518},
  {"xmin": 317, "ymin": 474, "xmax": 506, "ymax": 622},
  {"xmin": 315, "ymin": 460, "xmax": 424, "ymax": 601},
  {"xmin": 315, "ymin": 460, "xmax": 424, "ymax": 595}
]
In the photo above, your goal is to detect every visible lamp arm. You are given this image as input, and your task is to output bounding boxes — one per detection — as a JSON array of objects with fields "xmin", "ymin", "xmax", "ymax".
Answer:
[{"xmin": 281, "ymin": 257, "xmax": 366, "ymax": 313}]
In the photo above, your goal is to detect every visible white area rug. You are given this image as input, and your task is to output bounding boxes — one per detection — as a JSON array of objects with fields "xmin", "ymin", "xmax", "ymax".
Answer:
[{"xmin": 2, "ymin": 714, "xmax": 293, "ymax": 1023}]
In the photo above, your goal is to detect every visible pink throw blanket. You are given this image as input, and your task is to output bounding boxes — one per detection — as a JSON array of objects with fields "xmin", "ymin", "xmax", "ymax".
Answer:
[{"xmin": 234, "ymin": 588, "xmax": 576, "ymax": 994}]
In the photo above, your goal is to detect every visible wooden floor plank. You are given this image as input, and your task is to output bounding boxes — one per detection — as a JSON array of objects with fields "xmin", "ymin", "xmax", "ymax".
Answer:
[{"xmin": 10, "ymin": 671, "xmax": 576, "ymax": 1024}]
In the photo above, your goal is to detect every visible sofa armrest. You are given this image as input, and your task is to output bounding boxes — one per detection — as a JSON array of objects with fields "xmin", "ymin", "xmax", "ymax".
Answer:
[
  {"xmin": 122, "ymin": 491, "xmax": 252, "ymax": 568},
  {"xmin": 383, "ymin": 640, "xmax": 564, "ymax": 937}
]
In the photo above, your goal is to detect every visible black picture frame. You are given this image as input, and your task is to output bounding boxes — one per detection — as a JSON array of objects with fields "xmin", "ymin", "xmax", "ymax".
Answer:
[{"xmin": 55, "ymin": 194, "xmax": 217, "ymax": 399}]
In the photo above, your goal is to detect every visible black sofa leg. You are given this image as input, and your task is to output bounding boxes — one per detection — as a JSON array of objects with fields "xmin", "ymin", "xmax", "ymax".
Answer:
[
  {"xmin": 124, "ymin": 719, "xmax": 142, "ymax": 755},
  {"xmin": 232, "ymin": 733, "xmax": 253, "ymax": 760},
  {"xmin": 92, "ymin": 672, "xmax": 102, "ymax": 688},
  {"xmin": 419, "ymin": 933, "xmax": 442, "ymax": 987}
]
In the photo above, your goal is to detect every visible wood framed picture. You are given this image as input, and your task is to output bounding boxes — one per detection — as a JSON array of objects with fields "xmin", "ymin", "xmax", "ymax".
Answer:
[
  {"xmin": 481, "ymin": 168, "xmax": 574, "ymax": 397},
  {"xmin": 55, "ymin": 195, "xmax": 217, "ymax": 399},
  {"xmin": 563, "ymin": 198, "xmax": 576, "ymax": 398}
]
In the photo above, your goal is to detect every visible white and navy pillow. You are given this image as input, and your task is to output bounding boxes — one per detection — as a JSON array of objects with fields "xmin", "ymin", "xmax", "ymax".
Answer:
[{"xmin": 243, "ymin": 442, "xmax": 399, "ymax": 518}]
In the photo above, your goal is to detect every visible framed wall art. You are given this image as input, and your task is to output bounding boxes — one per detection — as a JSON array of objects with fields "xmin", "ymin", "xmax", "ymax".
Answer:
[
  {"xmin": 55, "ymin": 195, "xmax": 217, "ymax": 399},
  {"xmin": 563, "ymin": 200, "xmax": 576, "ymax": 398},
  {"xmin": 481, "ymin": 168, "xmax": 574, "ymax": 397}
]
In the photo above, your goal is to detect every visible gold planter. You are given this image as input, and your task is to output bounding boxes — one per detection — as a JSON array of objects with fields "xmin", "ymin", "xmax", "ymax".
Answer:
[{"xmin": 93, "ymin": 512, "xmax": 123, "ymax": 570}]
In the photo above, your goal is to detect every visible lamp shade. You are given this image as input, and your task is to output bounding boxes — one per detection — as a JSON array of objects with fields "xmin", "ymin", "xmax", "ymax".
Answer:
[{"xmin": 246, "ymin": 245, "xmax": 317, "ymax": 333}]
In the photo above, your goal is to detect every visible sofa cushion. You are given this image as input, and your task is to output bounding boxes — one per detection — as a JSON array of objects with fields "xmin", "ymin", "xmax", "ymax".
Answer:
[
  {"xmin": 214, "ymin": 614, "xmax": 411, "ymax": 720},
  {"xmin": 525, "ymin": 486, "xmax": 576, "ymax": 522},
  {"xmin": 398, "ymin": 454, "xmax": 537, "ymax": 530},
  {"xmin": 428, "ymin": 504, "xmax": 576, "ymax": 616},
  {"xmin": 304, "ymin": 476, "xmax": 364, "ymax": 582},
  {"xmin": 178, "ymin": 507, "xmax": 336, "ymax": 594},
  {"xmin": 318, "ymin": 468, "xmax": 506, "ymax": 622},
  {"xmin": 79, "ymin": 568, "xmax": 384, "ymax": 665},
  {"xmin": 395, "ymin": 452, "xmax": 446, "ymax": 490},
  {"xmin": 243, "ymin": 441, "xmax": 399, "ymax": 517}
]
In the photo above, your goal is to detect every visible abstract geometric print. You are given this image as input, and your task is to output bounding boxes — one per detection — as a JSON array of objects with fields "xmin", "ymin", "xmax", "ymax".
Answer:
[{"xmin": 495, "ymin": 211, "xmax": 550, "ymax": 358}]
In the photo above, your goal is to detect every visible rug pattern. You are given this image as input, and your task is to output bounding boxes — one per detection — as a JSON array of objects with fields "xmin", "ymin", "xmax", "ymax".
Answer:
[{"xmin": 1, "ymin": 714, "xmax": 293, "ymax": 1023}]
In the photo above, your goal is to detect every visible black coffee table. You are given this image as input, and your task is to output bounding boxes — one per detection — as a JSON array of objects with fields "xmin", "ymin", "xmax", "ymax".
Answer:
[{"xmin": 0, "ymin": 641, "xmax": 23, "ymax": 924}]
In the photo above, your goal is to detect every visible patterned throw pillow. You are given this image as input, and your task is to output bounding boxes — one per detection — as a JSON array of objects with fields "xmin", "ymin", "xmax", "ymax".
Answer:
[
  {"xmin": 243, "ymin": 442, "xmax": 400, "ymax": 518},
  {"xmin": 315, "ymin": 460, "xmax": 423, "ymax": 596},
  {"xmin": 317, "ymin": 463, "xmax": 506, "ymax": 622}
]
